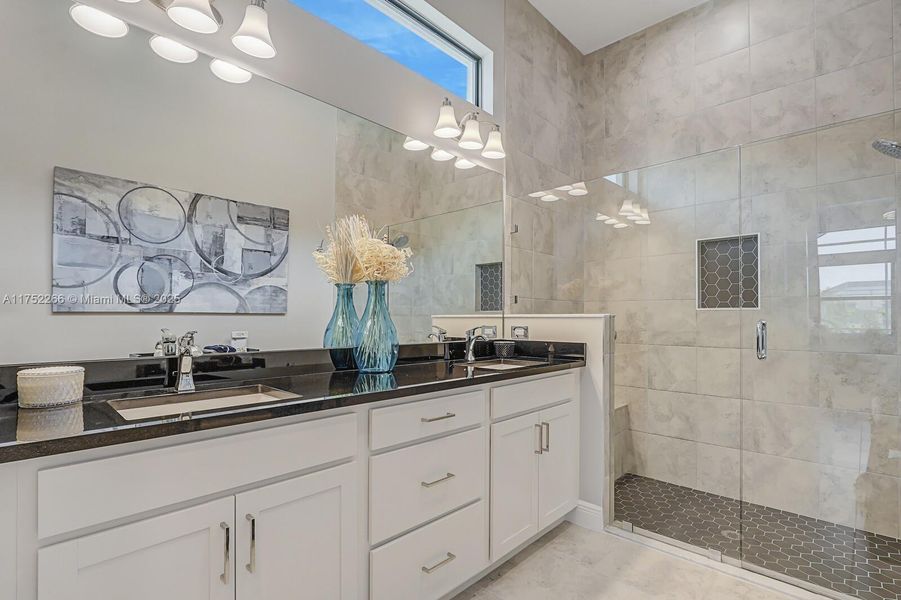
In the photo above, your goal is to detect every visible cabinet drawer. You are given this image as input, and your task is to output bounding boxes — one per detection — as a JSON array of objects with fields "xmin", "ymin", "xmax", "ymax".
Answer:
[
  {"xmin": 370, "ymin": 501, "xmax": 487, "ymax": 600},
  {"xmin": 491, "ymin": 372, "xmax": 578, "ymax": 420},
  {"xmin": 38, "ymin": 414, "xmax": 356, "ymax": 539},
  {"xmin": 370, "ymin": 390, "xmax": 485, "ymax": 450},
  {"xmin": 370, "ymin": 428, "xmax": 485, "ymax": 544}
]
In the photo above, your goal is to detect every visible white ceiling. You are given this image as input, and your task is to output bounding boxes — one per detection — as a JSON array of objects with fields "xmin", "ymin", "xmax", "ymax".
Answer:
[{"xmin": 527, "ymin": 0, "xmax": 708, "ymax": 55}]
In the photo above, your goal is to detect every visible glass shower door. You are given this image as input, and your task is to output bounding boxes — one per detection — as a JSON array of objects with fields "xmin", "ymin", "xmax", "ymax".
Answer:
[{"xmin": 738, "ymin": 113, "xmax": 901, "ymax": 599}]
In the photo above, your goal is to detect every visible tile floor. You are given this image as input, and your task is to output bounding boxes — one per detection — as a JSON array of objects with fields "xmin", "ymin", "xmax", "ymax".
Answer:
[
  {"xmin": 615, "ymin": 474, "xmax": 901, "ymax": 600},
  {"xmin": 455, "ymin": 522, "xmax": 805, "ymax": 600}
]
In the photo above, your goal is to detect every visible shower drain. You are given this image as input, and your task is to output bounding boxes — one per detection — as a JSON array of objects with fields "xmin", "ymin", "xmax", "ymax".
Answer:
[{"xmin": 721, "ymin": 530, "xmax": 741, "ymax": 541}]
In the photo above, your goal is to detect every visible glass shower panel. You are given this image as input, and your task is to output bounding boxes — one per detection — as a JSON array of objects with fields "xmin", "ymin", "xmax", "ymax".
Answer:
[{"xmin": 738, "ymin": 112, "xmax": 901, "ymax": 599}]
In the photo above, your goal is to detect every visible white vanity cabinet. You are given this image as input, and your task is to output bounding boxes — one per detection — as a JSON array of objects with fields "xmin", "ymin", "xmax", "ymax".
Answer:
[{"xmin": 489, "ymin": 374, "xmax": 580, "ymax": 560}]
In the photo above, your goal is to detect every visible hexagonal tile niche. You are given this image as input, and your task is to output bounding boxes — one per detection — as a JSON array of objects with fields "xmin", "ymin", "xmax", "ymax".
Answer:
[
  {"xmin": 697, "ymin": 235, "xmax": 759, "ymax": 309},
  {"xmin": 477, "ymin": 262, "xmax": 503, "ymax": 312}
]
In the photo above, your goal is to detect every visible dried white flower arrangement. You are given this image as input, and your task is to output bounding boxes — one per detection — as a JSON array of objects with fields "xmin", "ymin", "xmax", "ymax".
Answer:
[
  {"xmin": 354, "ymin": 235, "xmax": 413, "ymax": 282},
  {"xmin": 312, "ymin": 215, "xmax": 372, "ymax": 284}
]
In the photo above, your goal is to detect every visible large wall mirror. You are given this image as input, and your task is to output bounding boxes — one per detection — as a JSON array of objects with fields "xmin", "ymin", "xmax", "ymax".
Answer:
[{"xmin": 0, "ymin": 0, "xmax": 504, "ymax": 364}]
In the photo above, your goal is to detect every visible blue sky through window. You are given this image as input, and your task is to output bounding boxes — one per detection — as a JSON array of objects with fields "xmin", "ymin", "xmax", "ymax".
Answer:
[{"xmin": 289, "ymin": 0, "xmax": 472, "ymax": 100}]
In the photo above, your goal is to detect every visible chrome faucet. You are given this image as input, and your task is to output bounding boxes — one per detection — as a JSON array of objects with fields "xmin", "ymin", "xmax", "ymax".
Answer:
[
  {"xmin": 428, "ymin": 325, "xmax": 448, "ymax": 342},
  {"xmin": 175, "ymin": 331, "xmax": 201, "ymax": 393},
  {"xmin": 465, "ymin": 326, "xmax": 490, "ymax": 363}
]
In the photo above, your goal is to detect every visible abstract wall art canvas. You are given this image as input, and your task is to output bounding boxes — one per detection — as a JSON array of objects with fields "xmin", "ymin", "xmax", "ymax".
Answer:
[{"xmin": 51, "ymin": 167, "xmax": 289, "ymax": 313}]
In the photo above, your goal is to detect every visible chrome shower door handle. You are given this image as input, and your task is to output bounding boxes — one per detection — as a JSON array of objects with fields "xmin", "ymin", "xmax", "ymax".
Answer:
[{"xmin": 756, "ymin": 320, "xmax": 767, "ymax": 360}]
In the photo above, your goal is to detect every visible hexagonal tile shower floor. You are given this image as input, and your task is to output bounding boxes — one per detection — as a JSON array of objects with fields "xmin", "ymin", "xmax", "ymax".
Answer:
[{"xmin": 615, "ymin": 474, "xmax": 901, "ymax": 600}]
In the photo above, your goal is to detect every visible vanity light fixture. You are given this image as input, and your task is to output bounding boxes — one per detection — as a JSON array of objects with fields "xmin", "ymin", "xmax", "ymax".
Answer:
[
  {"xmin": 595, "ymin": 213, "xmax": 609, "ymax": 221},
  {"xmin": 555, "ymin": 184, "xmax": 574, "ymax": 192},
  {"xmin": 618, "ymin": 198, "xmax": 636, "ymax": 216},
  {"xmin": 210, "ymin": 58, "xmax": 252, "ymax": 84},
  {"xmin": 232, "ymin": 0, "xmax": 277, "ymax": 59},
  {"xmin": 403, "ymin": 137, "xmax": 429, "ymax": 151},
  {"xmin": 150, "ymin": 35, "xmax": 199, "ymax": 63},
  {"xmin": 569, "ymin": 182, "xmax": 588, "ymax": 196},
  {"xmin": 528, "ymin": 191, "xmax": 547, "ymax": 198},
  {"xmin": 454, "ymin": 157, "xmax": 476, "ymax": 170},
  {"xmin": 167, "ymin": 0, "xmax": 220, "ymax": 34},
  {"xmin": 458, "ymin": 113, "xmax": 484, "ymax": 150},
  {"xmin": 613, "ymin": 222, "xmax": 629, "ymax": 229},
  {"xmin": 433, "ymin": 98, "xmax": 462, "ymax": 138},
  {"xmin": 69, "ymin": 4, "xmax": 129, "ymax": 38},
  {"xmin": 626, "ymin": 201, "xmax": 642, "ymax": 220},
  {"xmin": 635, "ymin": 207, "xmax": 651, "ymax": 225},
  {"xmin": 430, "ymin": 147, "xmax": 455, "ymax": 162},
  {"xmin": 604, "ymin": 218, "xmax": 618, "ymax": 225},
  {"xmin": 540, "ymin": 194, "xmax": 560, "ymax": 202},
  {"xmin": 481, "ymin": 125, "xmax": 506, "ymax": 159}
]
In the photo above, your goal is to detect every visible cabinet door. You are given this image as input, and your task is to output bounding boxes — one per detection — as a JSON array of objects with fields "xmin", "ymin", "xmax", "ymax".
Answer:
[
  {"xmin": 489, "ymin": 412, "xmax": 540, "ymax": 560},
  {"xmin": 538, "ymin": 401, "xmax": 579, "ymax": 529},
  {"xmin": 38, "ymin": 497, "xmax": 235, "ymax": 600},
  {"xmin": 235, "ymin": 463, "xmax": 358, "ymax": 600}
]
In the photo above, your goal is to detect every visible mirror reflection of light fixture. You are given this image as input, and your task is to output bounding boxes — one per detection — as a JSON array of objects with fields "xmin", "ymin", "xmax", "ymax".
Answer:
[
  {"xmin": 433, "ymin": 98, "xmax": 462, "ymax": 138},
  {"xmin": 569, "ymin": 182, "xmax": 588, "ymax": 196},
  {"xmin": 403, "ymin": 137, "xmax": 429, "ymax": 151},
  {"xmin": 596, "ymin": 213, "xmax": 609, "ymax": 221},
  {"xmin": 167, "ymin": 0, "xmax": 220, "ymax": 34},
  {"xmin": 627, "ymin": 201, "xmax": 642, "ymax": 220},
  {"xmin": 528, "ymin": 191, "xmax": 547, "ymax": 198},
  {"xmin": 210, "ymin": 59, "xmax": 252, "ymax": 84},
  {"xmin": 454, "ymin": 157, "xmax": 476, "ymax": 170},
  {"xmin": 430, "ymin": 147, "xmax": 455, "ymax": 162},
  {"xmin": 636, "ymin": 207, "xmax": 651, "ymax": 225},
  {"xmin": 118, "ymin": 0, "xmax": 141, "ymax": 3},
  {"xmin": 619, "ymin": 198, "xmax": 635, "ymax": 216},
  {"xmin": 482, "ymin": 126, "xmax": 506, "ymax": 159},
  {"xmin": 232, "ymin": 0, "xmax": 276, "ymax": 59},
  {"xmin": 555, "ymin": 184, "xmax": 573, "ymax": 192},
  {"xmin": 150, "ymin": 35, "xmax": 199, "ymax": 63},
  {"xmin": 604, "ymin": 218, "xmax": 618, "ymax": 225},
  {"xmin": 614, "ymin": 222, "xmax": 629, "ymax": 229},
  {"xmin": 458, "ymin": 114, "xmax": 484, "ymax": 150},
  {"xmin": 69, "ymin": 4, "xmax": 129, "ymax": 38},
  {"xmin": 540, "ymin": 194, "xmax": 560, "ymax": 202}
]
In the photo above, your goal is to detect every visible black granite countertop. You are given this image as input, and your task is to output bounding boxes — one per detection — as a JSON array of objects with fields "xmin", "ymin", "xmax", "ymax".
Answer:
[{"xmin": 0, "ymin": 342, "xmax": 584, "ymax": 463}]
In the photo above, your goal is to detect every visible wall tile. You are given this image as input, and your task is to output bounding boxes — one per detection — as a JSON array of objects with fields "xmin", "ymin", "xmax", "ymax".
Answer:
[
  {"xmin": 815, "ymin": 56, "xmax": 893, "ymax": 125},
  {"xmin": 645, "ymin": 206, "xmax": 697, "ymax": 255},
  {"xmin": 695, "ymin": 97, "xmax": 752, "ymax": 153},
  {"xmin": 741, "ymin": 131, "xmax": 817, "ymax": 195},
  {"xmin": 648, "ymin": 345, "xmax": 698, "ymax": 393},
  {"xmin": 646, "ymin": 114, "xmax": 700, "ymax": 165},
  {"xmin": 816, "ymin": 113, "xmax": 896, "ymax": 185},
  {"xmin": 694, "ymin": 0, "xmax": 751, "ymax": 64},
  {"xmin": 643, "ymin": 254, "xmax": 696, "ymax": 300},
  {"xmin": 697, "ymin": 444, "xmax": 741, "ymax": 497},
  {"xmin": 645, "ymin": 300, "xmax": 698, "ymax": 346},
  {"xmin": 696, "ymin": 309, "xmax": 742, "ymax": 347},
  {"xmin": 630, "ymin": 431, "xmax": 699, "ymax": 487},
  {"xmin": 742, "ymin": 451, "xmax": 821, "ymax": 517},
  {"xmin": 861, "ymin": 414, "xmax": 901, "ymax": 476},
  {"xmin": 696, "ymin": 148, "xmax": 742, "ymax": 203},
  {"xmin": 815, "ymin": 0, "xmax": 881, "ymax": 21},
  {"xmin": 749, "ymin": 27, "xmax": 816, "ymax": 94},
  {"xmin": 694, "ymin": 49, "xmax": 751, "ymax": 110},
  {"xmin": 697, "ymin": 347, "xmax": 741, "ymax": 397},
  {"xmin": 814, "ymin": 0, "xmax": 892, "ymax": 76},
  {"xmin": 750, "ymin": 0, "xmax": 814, "ymax": 44},
  {"xmin": 741, "ymin": 349, "xmax": 819, "ymax": 405},
  {"xmin": 750, "ymin": 79, "xmax": 816, "ymax": 141},
  {"xmin": 853, "ymin": 472, "xmax": 901, "ymax": 537},
  {"xmin": 818, "ymin": 352, "xmax": 900, "ymax": 413}
]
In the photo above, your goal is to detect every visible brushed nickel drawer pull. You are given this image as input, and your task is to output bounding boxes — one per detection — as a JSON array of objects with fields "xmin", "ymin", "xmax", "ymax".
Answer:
[
  {"xmin": 220, "ymin": 522, "xmax": 230, "ymax": 584},
  {"xmin": 421, "ymin": 412, "xmax": 456, "ymax": 423},
  {"xmin": 534, "ymin": 423, "xmax": 543, "ymax": 454},
  {"xmin": 422, "ymin": 552, "xmax": 456, "ymax": 574},
  {"xmin": 245, "ymin": 514, "xmax": 256, "ymax": 574},
  {"xmin": 541, "ymin": 422, "xmax": 550, "ymax": 452},
  {"xmin": 421, "ymin": 472, "xmax": 456, "ymax": 488}
]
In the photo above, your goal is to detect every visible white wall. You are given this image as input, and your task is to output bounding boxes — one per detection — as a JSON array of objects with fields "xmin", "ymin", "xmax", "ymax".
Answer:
[
  {"xmin": 0, "ymin": 0, "xmax": 337, "ymax": 363},
  {"xmin": 83, "ymin": 0, "xmax": 506, "ymax": 174}
]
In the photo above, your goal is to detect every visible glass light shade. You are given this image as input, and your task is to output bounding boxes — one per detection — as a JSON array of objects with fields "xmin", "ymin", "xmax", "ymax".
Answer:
[
  {"xmin": 626, "ymin": 202, "xmax": 642, "ymax": 220},
  {"xmin": 454, "ymin": 157, "xmax": 476, "ymax": 170},
  {"xmin": 167, "ymin": 0, "xmax": 219, "ymax": 34},
  {"xmin": 619, "ymin": 198, "xmax": 635, "ymax": 215},
  {"xmin": 458, "ymin": 119, "xmax": 484, "ymax": 150},
  {"xmin": 69, "ymin": 4, "xmax": 129, "ymax": 38},
  {"xmin": 481, "ymin": 128, "xmax": 506, "ymax": 159},
  {"xmin": 117, "ymin": 0, "xmax": 141, "ymax": 3},
  {"xmin": 614, "ymin": 223, "xmax": 629, "ymax": 229},
  {"xmin": 540, "ymin": 194, "xmax": 560, "ymax": 202},
  {"xmin": 636, "ymin": 208, "xmax": 651, "ymax": 224},
  {"xmin": 528, "ymin": 191, "xmax": 546, "ymax": 198},
  {"xmin": 595, "ymin": 213, "xmax": 608, "ymax": 221},
  {"xmin": 232, "ymin": 4, "xmax": 276, "ymax": 59},
  {"xmin": 430, "ymin": 147, "xmax": 455, "ymax": 162},
  {"xmin": 402, "ymin": 137, "xmax": 429, "ymax": 151},
  {"xmin": 210, "ymin": 59, "xmax": 252, "ymax": 84},
  {"xmin": 433, "ymin": 102, "xmax": 461, "ymax": 138},
  {"xmin": 604, "ymin": 218, "xmax": 618, "ymax": 225},
  {"xmin": 555, "ymin": 185, "xmax": 573, "ymax": 191},
  {"xmin": 150, "ymin": 35, "xmax": 198, "ymax": 63},
  {"xmin": 569, "ymin": 182, "xmax": 588, "ymax": 196}
]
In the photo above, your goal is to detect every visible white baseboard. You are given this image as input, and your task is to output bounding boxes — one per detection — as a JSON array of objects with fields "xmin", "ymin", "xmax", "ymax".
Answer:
[{"xmin": 565, "ymin": 500, "xmax": 605, "ymax": 532}]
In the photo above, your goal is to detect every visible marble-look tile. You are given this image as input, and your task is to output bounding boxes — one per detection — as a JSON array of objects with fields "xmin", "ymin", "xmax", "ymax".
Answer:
[
  {"xmin": 695, "ymin": 148, "xmax": 741, "ymax": 204},
  {"xmin": 750, "ymin": 0, "xmax": 814, "ymax": 44},
  {"xmin": 750, "ymin": 79, "xmax": 816, "ymax": 141},
  {"xmin": 602, "ymin": 300, "xmax": 648, "ymax": 344},
  {"xmin": 815, "ymin": 0, "xmax": 881, "ymax": 21},
  {"xmin": 742, "ymin": 188, "xmax": 818, "ymax": 245},
  {"xmin": 742, "ymin": 400, "xmax": 864, "ymax": 469},
  {"xmin": 643, "ymin": 254, "xmax": 695, "ymax": 300},
  {"xmin": 749, "ymin": 296, "xmax": 818, "ymax": 350},
  {"xmin": 815, "ymin": 56, "xmax": 893, "ymax": 125},
  {"xmin": 644, "ymin": 300, "xmax": 697, "ymax": 346},
  {"xmin": 814, "ymin": 0, "xmax": 892, "ymax": 75},
  {"xmin": 694, "ymin": 0, "xmax": 750, "ymax": 64},
  {"xmin": 853, "ymin": 471, "xmax": 901, "ymax": 537},
  {"xmin": 696, "ymin": 200, "xmax": 741, "ymax": 241},
  {"xmin": 510, "ymin": 198, "xmax": 535, "ymax": 250},
  {"xmin": 630, "ymin": 430, "xmax": 699, "ymax": 487},
  {"xmin": 532, "ymin": 204, "xmax": 555, "ymax": 255},
  {"xmin": 741, "ymin": 131, "xmax": 817, "ymax": 195},
  {"xmin": 741, "ymin": 451, "xmax": 821, "ymax": 518},
  {"xmin": 643, "ymin": 12, "xmax": 697, "ymax": 78},
  {"xmin": 648, "ymin": 345, "xmax": 697, "ymax": 393},
  {"xmin": 741, "ymin": 349, "xmax": 819, "ymax": 405},
  {"xmin": 816, "ymin": 113, "xmax": 896, "ymax": 185},
  {"xmin": 749, "ymin": 27, "xmax": 816, "ymax": 95},
  {"xmin": 696, "ymin": 309, "xmax": 742, "ymax": 347},
  {"xmin": 646, "ymin": 113, "xmax": 700, "ymax": 166},
  {"xmin": 697, "ymin": 347, "xmax": 741, "ymax": 397},
  {"xmin": 647, "ymin": 69, "xmax": 696, "ymax": 123},
  {"xmin": 861, "ymin": 413, "xmax": 901, "ymax": 476},
  {"xmin": 694, "ymin": 49, "xmax": 750, "ymax": 110},
  {"xmin": 642, "ymin": 158, "xmax": 697, "ymax": 210},
  {"xmin": 816, "ymin": 173, "xmax": 896, "ymax": 232},
  {"xmin": 645, "ymin": 206, "xmax": 696, "ymax": 255},
  {"xmin": 604, "ymin": 127, "xmax": 650, "ymax": 174},
  {"xmin": 695, "ymin": 97, "xmax": 752, "ymax": 153},
  {"xmin": 601, "ymin": 257, "xmax": 644, "ymax": 301},
  {"xmin": 817, "ymin": 352, "xmax": 900, "ymax": 413},
  {"xmin": 817, "ymin": 465, "xmax": 858, "ymax": 527},
  {"xmin": 531, "ymin": 252, "xmax": 555, "ymax": 300},
  {"xmin": 631, "ymin": 389, "xmax": 740, "ymax": 447},
  {"xmin": 615, "ymin": 343, "xmax": 648, "ymax": 388},
  {"xmin": 757, "ymin": 241, "xmax": 816, "ymax": 298},
  {"xmin": 697, "ymin": 444, "xmax": 741, "ymax": 498}
]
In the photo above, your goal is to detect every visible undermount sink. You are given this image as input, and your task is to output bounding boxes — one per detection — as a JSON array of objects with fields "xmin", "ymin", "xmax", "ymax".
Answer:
[
  {"xmin": 108, "ymin": 385, "xmax": 300, "ymax": 421},
  {"xmin": 456, "ymin": 358, "xmax": 547, "ymax": 372}
]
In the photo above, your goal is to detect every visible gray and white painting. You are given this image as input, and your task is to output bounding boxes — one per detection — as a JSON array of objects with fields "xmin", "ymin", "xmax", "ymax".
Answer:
[{"xmin": 51, "ymin": 167, "xmax": 289, "ymax": 313}]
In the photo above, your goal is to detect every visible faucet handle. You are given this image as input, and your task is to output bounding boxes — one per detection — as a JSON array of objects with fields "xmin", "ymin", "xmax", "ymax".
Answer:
[{"xmin": 466, "ymin": 325, "xmax": 496, "ymax": 339}]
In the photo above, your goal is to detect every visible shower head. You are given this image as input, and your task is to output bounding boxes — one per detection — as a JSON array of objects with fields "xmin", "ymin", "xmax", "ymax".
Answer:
[{"xmin": 872, "ymin": 138, "xmax": 901, "ymax": 159}]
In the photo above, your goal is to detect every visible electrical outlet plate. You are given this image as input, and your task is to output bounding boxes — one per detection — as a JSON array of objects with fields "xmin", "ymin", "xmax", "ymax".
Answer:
[{"xmin": 511, "ymin": 325, "xmax": 529, "ymax": 339}]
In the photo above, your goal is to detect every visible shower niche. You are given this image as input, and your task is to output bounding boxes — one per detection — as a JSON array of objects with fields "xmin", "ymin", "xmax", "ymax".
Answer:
[{"xmin": 697, "ymin": 235, "xmax": 759, "ymax": 309}]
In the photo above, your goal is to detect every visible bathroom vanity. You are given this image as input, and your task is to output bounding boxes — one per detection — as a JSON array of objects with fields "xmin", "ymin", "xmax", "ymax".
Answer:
[{"xmin": 0, "ymin": 349, "xmax": 583, "ymax": 600}]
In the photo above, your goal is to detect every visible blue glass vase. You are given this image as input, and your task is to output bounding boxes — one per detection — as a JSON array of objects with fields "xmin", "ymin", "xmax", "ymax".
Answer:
[
  {"xmin": 353, "ymin": 280, "xmax": 399, "ymax": 373},
  {"xmin": 323, "ymin": 283, "xmax": 360, "ymax": 371}
]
